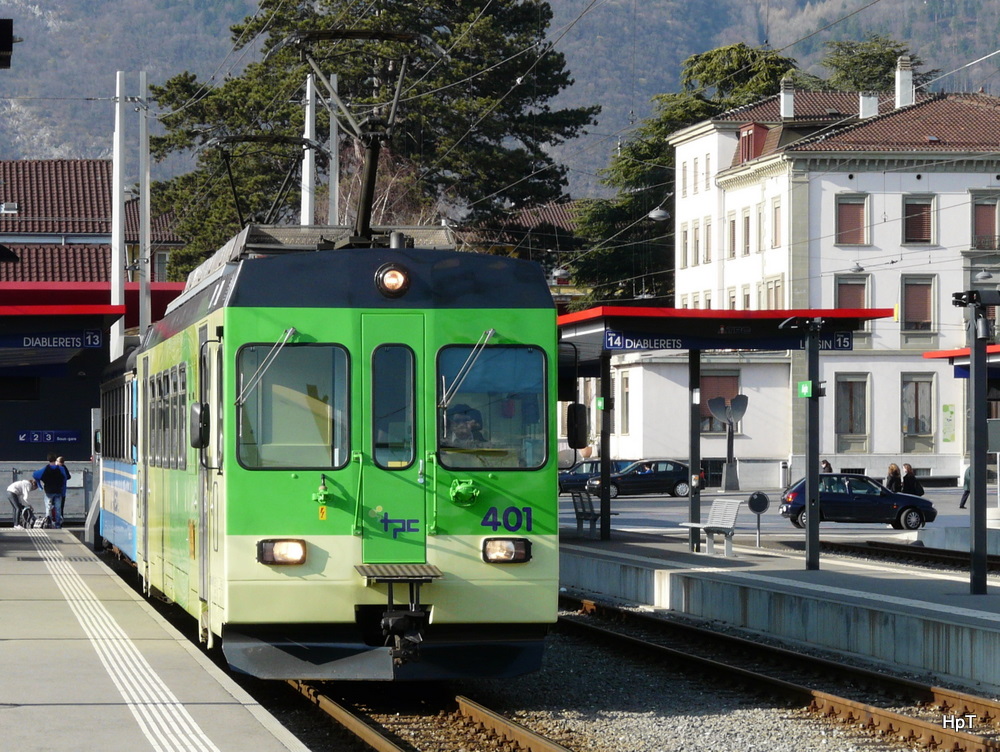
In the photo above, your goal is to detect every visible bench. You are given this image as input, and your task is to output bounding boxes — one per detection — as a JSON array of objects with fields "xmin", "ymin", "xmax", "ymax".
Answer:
[
  {"xmin": 679, "ymin": 498, "xmax": 743, "ymax": 556},
  {"xmin": 570, "ymin": 490, "xmax": 618, "ymax": 537}
]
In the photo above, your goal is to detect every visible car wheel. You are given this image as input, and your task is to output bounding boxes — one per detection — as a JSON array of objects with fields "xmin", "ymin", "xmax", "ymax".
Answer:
[
  {"xmin": 792, "ymin": 508, "xmax": 806, "ymax": 528},
  {"xmin": 898, "ymin": 508, "xmax": 924, "ymax": 530},
  {"xmin": 608, "ymin": 483, "xmax": 619, "ymax": 499},
  {"xmin": 673, "ymin": 481, "xmax": 690, "ymax": 497}
]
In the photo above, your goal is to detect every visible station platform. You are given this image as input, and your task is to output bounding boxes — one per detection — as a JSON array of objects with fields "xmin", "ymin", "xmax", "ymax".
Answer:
[
  {"xmin": 559, "ymin": 525, "xmax": 1000, "ymax": 695},
  {"xmin": 0, "ymin": 527, "xmax": 308, "ymax": 752}
]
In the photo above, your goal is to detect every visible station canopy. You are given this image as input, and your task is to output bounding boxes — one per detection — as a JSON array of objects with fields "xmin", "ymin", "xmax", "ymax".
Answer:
[{"xmin": 558, "ymin": 306, "xmax": 894, "ymax": 377}]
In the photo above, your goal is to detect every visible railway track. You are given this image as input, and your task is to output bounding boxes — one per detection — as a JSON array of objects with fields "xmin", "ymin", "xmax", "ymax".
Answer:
[
  {"xmin": 288, "ymin": 680, "xmax": 574, "ymax": 752},
  {"xmin": 818, "ymin": 538, "xmax": 1000, "ymax": 570},
  {"xmin": 559, "ymin": 595, "xmax": 1000, "ymax": 751}
]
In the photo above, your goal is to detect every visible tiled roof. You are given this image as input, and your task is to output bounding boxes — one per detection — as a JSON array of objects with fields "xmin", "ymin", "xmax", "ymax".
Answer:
[
  {"xmin": 787, "ymin": 93, "xmax": 1000, "ymax": 152},
  {"xmin": 0, "ymin": 160, "xmax": 112, "ymax": 235},
  {"xmin": 0, "ymin": 160, "xmax": 182, "ymax": 244},
  {"xmin": 715, "ymin": 90, "xmax": 909, "ymax": 123},
  {"xmin": 0, "ymin": 244, "xmax": 110, "ymax": 282},
  {"xmin": 459, "ymin": 200, "xmax": 582, "ymax": 248}
]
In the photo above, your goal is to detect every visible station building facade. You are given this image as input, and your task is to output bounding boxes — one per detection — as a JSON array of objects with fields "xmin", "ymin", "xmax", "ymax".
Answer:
[
  {"xmin": 0, "ymin": 159, "xmax": 183, "ymax": 502},
  {"xmin": 602, "ymin": 60, "xmax": 1000, "ymax": 486}
]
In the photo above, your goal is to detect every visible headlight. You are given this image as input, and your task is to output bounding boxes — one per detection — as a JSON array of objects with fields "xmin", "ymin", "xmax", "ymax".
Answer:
[
  {"xmin": 257, "ymin": 539, "xmax": 307, "ymax": 565},
  {"xmin": 482, "ymin": 538, "xmax": 532, "ymax": 563},
  {"xmin": 374, "ymin": 263, "xmax": 411, "ymax": 297}
]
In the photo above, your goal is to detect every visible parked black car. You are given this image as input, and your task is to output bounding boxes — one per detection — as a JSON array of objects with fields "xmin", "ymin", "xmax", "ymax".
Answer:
[
  {"xmin": 558, "ymin": 458, "xmax": 635, "ymax": 494},
  {"xmin": 586, "ymin": 459, "xmax": 691, "ymax": 498},
  {"xmin": 779, "ymin": 473, "xmax": 937, "ymax": 530}
]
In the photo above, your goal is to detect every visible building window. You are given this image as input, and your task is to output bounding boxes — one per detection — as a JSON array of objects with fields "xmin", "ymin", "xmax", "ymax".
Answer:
[
  {"xmin": 837, "ymin": 276, "xmax": 869, "ymax": 330},
  {"xmin": 836, "ymin": 195, "xmax": 867, "ymax": 245},
  {"xmin": 742, "ymin": 210, "xmax": 750, "ymax": 256},
  {"xmin": 836, "ymin": 374, "xmax": 869, "ymax": 453},
  {"xmin": 902, "ymin": 373, "xmax": 934, "ymax": 453},
  {"xmin": 704, "ymin": 154, "xmax": 711, "ymax": 191},
  {"xmin": 681, "ymin": 162, "xmax": 687, "ymax": 197},
  {"xmin": 902, "ymin": 276, "xmax": 933, "ymax": 331},
  {"xmin": 692, "ymin": 158, "xmax": 699, "ymax": 195},
  {"xmin": 152, "ymin": 251, "xmax": 170, "ymax": 282},
  {"xmin": 903, "ymin": 196, "xmax": 933, "ymax": 244},
  {"xmin": 756, "ymin": 204, "xmax": 764, "ymax": 252},
  {"xmin": 691, "ymin": 294, "xmax": 699, "ymax": 309},
  {"xmin": 680, "ymin": 225, "xmax": 688, "ymax": 268},
  {"xmin": 700, "ymin": 372, "xmax": 740, "ymax": 433},
  {"xmin": 692, "ymin": 223, "xmax": 700, "ymax": 267},
  {"xmin": 727, "ymin": 288, "xmax": 737, "ymax": 309},
  {"xmin": 771, "ymin": 199, "xmax": 781, "ymax": 247},
  {"xmin": 679, "ymin": 295, "xmax": 688, "ymax": 309},
  {"xmin": 727, "ymin": 214, "xmax": 736, "ymax": 259},
  {"xmin": 620, "ymin": 370, "xmax": 630, "ymax": 435},
  {"xmin": 761, "ymin": 275, "xmax": 783, "ymax": 310},
  {"xmin": 973, "ymin": 197, "xmax": 999, "ymax": 250},
  {"xmin": 742, "ymin": 285, "xmax": 751, "ymax": 309},
  {"xmin": 704, "ymin": 219, "xmax": 712, "ymax": 263}
]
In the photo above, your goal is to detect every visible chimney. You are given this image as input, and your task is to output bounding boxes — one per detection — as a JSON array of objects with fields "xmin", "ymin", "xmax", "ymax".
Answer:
[
  {"xmin": 780, "ymin": 76, "xmax": 794, "ymax": 118},
  {"xmin": 859, "ymin": 91, "xmax": 879, "ymax": 119},
  {"xmin": 895, "ymin": 56, "xmax": 914, "ymax": 108}
]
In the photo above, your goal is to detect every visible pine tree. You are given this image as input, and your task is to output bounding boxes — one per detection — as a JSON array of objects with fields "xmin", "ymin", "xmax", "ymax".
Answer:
[{"xmin": 151, "ymin": 0, "xmax": 599, "ymax": 280}]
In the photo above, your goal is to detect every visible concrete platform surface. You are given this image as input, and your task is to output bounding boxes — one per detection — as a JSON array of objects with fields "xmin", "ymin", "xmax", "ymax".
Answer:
[
  {"xmin": 560, "ymin": 528, "xmax": 1000, "ymax": 694},
  {"xmin": 0, "ymin": 528, "xmax": 308, "ymax": 752}
]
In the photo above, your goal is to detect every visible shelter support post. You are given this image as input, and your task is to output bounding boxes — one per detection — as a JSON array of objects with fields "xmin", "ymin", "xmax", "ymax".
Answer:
[
  {"xmin": 689, "ymin": 350, "xmax": 701, "ymax": 551},
  {"xmin": 805, "ymin": 319, "xmax": 821, "ymax": 571},
  {"xmin": 969, "ymin": 301, "xmax": 989, "ymax": 593},
  {"xmin": 599, "ymin": 351, "xmax": 613, "ymax": 541}
]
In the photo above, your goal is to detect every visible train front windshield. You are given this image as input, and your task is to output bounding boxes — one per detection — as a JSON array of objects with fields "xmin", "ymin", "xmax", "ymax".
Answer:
[
  {"xmin": 438, "ymin": 346, "xmax": 546, "ymax": 469},
  {"xmin": 236, "ymin": 344, "xmax": 350, "ymax": 469}
]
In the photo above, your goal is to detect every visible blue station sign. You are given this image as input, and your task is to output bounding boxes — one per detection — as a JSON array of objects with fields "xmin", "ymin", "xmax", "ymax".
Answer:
[
  {"xmin": 0, "ymin": 330, "xmax": 102, "ymax": 348},
  {"xmin": 17, "ymin": 430, "xmax": 81, "ymax": 443},
  {"xmin": 604, "ymin": 328, "xmax": 853, "ymax": 351}
]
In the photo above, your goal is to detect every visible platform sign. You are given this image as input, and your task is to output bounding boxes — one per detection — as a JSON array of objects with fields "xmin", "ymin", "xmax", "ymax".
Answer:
[
  {"xmin": 17, "ymin": 430, "xmax": 80, "ymax": 443},
  {"xmin": 798, "ymin": 331, "xmax": 853, "ymax": 351},
  {"xmin": 0, "ymin": 330, "xmax": 102, "ymax": 348}
]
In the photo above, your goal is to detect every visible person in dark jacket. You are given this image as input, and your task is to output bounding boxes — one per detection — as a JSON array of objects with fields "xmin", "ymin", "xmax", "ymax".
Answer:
[
  {"xmin": 960, "ymin": 465, "xmax": 971, "ymax": 509},
  {"xmin": 32, "ymin": 454, "xmax": 65, "ymax": 528},
  {"xmin": 884, "ymin": 462, "xmax": 902, "ymax": 493},
  {"xmin": 901, "ymin": 463, "xmax": 923, "ymax": 496}
]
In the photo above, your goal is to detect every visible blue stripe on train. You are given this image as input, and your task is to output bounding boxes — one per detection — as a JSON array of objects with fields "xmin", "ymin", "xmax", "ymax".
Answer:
[{"xmin": 100, "ymin": 507, "xmax": 136, "ymax": 562}]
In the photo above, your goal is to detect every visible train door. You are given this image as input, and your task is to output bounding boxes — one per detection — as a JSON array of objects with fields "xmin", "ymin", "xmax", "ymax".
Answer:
[
  {"xmin": 360, "ymin": 314, "xmax": 426, "ymax": 564},
  {"xmin": 139, "ymin": 356, "xmax": 154, "ymax": 593},
  {"xmin": 197, "ymin": 325, "xmax": 210, "ymax": 603}
]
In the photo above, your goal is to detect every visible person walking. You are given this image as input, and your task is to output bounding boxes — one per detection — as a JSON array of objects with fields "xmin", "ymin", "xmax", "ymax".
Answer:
[
  {"xmin": 55, "ymin": 456, "xmax": 71, "ymax": 524},
  {"xmin": 820, "ymin": 459, "xmax": 832, "ymax": 473},
  {"xmin": 901, "ymin": 463, "xmax": 924, "ymax": 496},
  {"xmin": 884, "ymin": 462, "xmax": 902, "ymax": 493},
  {"xmin": 6, "ymin": 477, "xmax": 36, "ymax": 528},
  {"xmin": 33, "ymin": 454, "xmax": 65, "ymax": 528}
]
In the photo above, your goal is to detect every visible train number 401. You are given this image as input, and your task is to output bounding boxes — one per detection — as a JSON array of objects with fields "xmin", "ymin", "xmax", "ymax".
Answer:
[{"xmin": 481, "ymin": 506, "xmax": 533, "ymax": 532}]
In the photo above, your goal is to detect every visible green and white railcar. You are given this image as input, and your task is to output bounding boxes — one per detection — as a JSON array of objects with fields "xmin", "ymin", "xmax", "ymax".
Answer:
[{"xmin": 111, "ymin": 226, "xmax": 559, "ymax": 680}]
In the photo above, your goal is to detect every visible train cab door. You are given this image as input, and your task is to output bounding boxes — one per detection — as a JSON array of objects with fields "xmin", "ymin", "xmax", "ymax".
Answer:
[{"xmin": 360, "ymin": 314, "xmax": 427, "ymax": 564}]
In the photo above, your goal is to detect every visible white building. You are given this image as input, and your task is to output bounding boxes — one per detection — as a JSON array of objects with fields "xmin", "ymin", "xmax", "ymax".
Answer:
[{"xmin": 603, "ymin": 59, "xmax": 1000, "ymax": 487}]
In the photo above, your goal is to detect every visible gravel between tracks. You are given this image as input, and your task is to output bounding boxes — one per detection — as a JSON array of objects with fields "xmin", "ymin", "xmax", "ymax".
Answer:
[{"xmin": 456, "ymin": 628, "xmax": 918, "ymax": 752}]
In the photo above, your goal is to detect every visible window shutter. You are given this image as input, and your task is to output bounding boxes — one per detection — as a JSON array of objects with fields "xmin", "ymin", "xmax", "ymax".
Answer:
[
  {"xmin": 904, "ymin": 282, "xmax": 932, "ymax": 329},
  {"xmin": 837, "ymin": 201, "xmax": 865, "ymax": 244},
  {"xmin": 837, "ymin": 280, "xmax": 865, "ymax": 309},
  {"xmin": 975, "ymin": 203, "xmax": 996, "ymax": 249},
  {"xmin": 904, "ymin": 201, "xmax": 931, "ymax": 243},
  {"xmin": 700, "ymin": 374, "xmax": 739, "ymax": 418}
]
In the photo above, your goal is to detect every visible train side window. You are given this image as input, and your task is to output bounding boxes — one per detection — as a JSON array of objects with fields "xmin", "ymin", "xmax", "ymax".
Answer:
[
  {"xmin": 437, "ymin": 346, "xmax": 547, "ymax": 470},
  {"xmin": 236, "ymin": 344, "xmax": 349, "ymax": 470},
  {"xmin": 372, "ymin": 344, "xmax": 415, "ymax": 469}
]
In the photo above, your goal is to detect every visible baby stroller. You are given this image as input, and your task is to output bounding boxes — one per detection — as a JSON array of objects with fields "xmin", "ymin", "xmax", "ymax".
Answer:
[{"xmin": 19, "ymin": 502, "xmax": 52, "ymax": 529}]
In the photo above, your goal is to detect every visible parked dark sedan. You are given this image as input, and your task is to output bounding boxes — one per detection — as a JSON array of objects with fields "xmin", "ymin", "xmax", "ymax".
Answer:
[
  {"xmin": 586, "ymin": 459, "xmax": 691, "ymax": 498},
  {"xmin": 558, "ymin": 458, "xmax": 635, "ymax": 494},
  {"xmin": 779, "ymin": 473, "xmax": 937, "ymax": 530}
]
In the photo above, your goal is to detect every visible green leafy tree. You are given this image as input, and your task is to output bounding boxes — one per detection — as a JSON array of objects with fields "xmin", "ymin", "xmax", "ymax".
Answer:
[
  {"xmin": 152, "ymin": 0, "xmax": 599, "ymax": 280},
  {"xmin": 821, "ymin": 34, "xmax": 939, "ymax": 91},
  {"xmin": 572, "ymin": 45, "xmax": 795, "ymax": 307}
]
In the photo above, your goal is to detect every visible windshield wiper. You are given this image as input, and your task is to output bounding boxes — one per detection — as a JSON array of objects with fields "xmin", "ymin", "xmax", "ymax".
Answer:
[
  {"xmin": 438, "ymin": 328, "xmax": 495, "ymax": 409},
  {"xmin": 235, "ymin": 327, "xmax": 297, "ymax": 406}
]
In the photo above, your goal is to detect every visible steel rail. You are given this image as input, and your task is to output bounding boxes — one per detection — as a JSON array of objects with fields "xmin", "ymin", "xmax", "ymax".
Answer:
[
  {"xmin": 456, "ymin": 695, "xmax": 574, "ymax": 752},
  {"xmin": 287, "ymin": 680, "xmax": 408, "ymax": 752},
  {"xmin": 558, "ymin": 608, "xmax": 1000, "ymax": 751}
]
